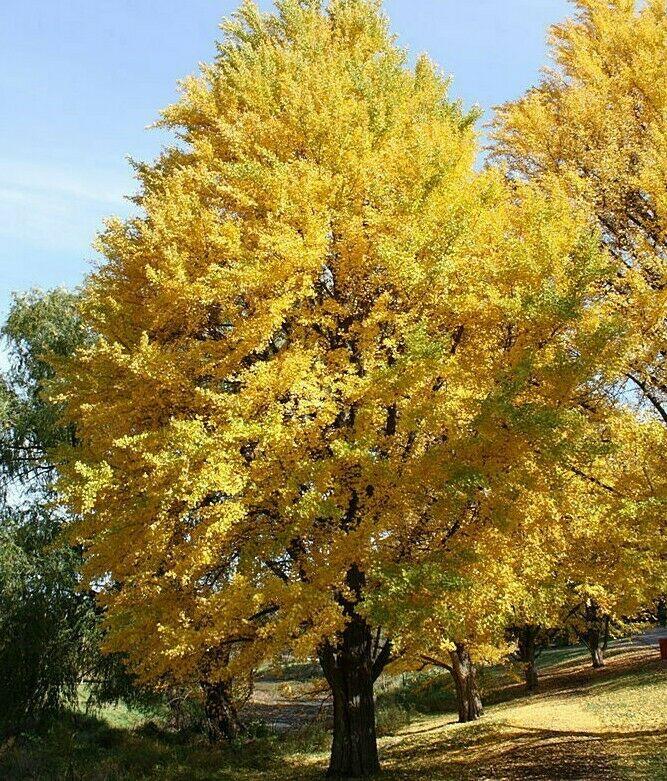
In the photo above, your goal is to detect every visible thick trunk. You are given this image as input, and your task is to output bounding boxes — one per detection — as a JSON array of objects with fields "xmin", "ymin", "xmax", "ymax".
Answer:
[
  {"xmin": 201, "ymin": 679, "xmax": 244, "ymax": 742},
  {"xmin": 449, "ymin": 643, "xmax": 483, "ymax": 723},
  {"xmin": 319, "ymin": 610, "xmax": 383, "ymax": 779},
  {"xmin": 524, "ymin": 661, "xmax": 539, "ymax": 690},
  {"xmin": 517, "ymin": 624, "xmax": 540, "ymax": 691}
]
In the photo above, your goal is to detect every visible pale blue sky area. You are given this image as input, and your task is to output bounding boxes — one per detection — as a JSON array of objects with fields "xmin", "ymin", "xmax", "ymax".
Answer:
[{"xmin": 0, "ymin": 0, "xmax": 571, "ymax": 318}]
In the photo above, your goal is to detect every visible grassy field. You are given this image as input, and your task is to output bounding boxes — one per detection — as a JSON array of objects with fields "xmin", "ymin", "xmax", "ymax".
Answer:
[{"xmin": 1, "ymin": 642, "xmax": 665, "ymax": 780}]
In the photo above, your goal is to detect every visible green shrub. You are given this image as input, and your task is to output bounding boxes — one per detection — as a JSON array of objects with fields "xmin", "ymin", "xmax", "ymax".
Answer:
[
  {"xmin": 376, "ymin": 703, "xmax": 415, "ymax": 736},
  {"xmin": 378, "ymin": 671, "xmax": 458, "ymax": 715}
]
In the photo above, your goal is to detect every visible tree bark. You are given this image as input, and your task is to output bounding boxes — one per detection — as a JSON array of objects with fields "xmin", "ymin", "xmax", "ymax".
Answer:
[
  {"xmin": 658, "ymin": 596, "xmax": 667, "ymax": 628},
  {"xmin": 582, "ymin": 603, "xmax": 606, "ymax": 669},
  {"xmin": 201, "ymin": 679, "xmax": 244, "ymax": 742},
  {"xmin": 318, "ymin": 602, "xmax": 388, "ymax": 778},
  {"xmin": 525, "ymin": 660, "xmax": 539, "ymax": 690},
  {"xmin": 602, "ymin": 614, "xmax": 610, "ymax": 652},
  {"xmin": 448, "ymin": 642, "xmax": 483, "ymax": 723},
  {"xmin": 318, "ymin": 565, "xmax": 391, "ymax": 778},
  {"xmin": 589, "ymin": 643, "xmax": 605, "ymax": 669},
  {"xmin": 517, "ymin": 624, "xmax": 540, "ymax": 691}
]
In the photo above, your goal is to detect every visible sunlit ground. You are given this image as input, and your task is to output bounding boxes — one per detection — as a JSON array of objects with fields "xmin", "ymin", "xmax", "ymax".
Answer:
[{"xmin": 376, "ymin": 645, "xmax": 667, "ymax": 781}]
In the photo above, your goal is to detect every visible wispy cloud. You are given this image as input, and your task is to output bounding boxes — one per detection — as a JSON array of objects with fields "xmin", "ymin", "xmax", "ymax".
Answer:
[
  {"xmin": 0, "ymin": 158, "xmax": 135, "ymax": 252},
  {"xmin": 0, "ymin": 158, "xmax": 132, "ymax": 205}
]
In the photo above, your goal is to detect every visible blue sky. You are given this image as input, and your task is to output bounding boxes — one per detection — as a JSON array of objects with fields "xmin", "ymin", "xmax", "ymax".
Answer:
[{"xmin": 0, "ymin": 0, "xmax": 571, "ymax": 318}]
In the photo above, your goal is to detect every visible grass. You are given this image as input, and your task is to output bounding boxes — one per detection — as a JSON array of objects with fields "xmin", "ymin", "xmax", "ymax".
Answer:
[{"xmin": 1, "ymin": 642, "xmax": 665, "ymax": 780}]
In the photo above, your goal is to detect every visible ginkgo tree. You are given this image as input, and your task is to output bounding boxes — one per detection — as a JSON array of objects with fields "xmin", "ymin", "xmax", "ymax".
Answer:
[
  {"xmin": 374, "ymin": 400, "xmax": 667, "ymax": 714},
  {"xmin": 366, "ymin": 455, "xmax": 575, "ymax": 716},
  {"xmin": 491, "ymin": 0, "xmax": 667, "ymax": 663},
  {"xmin": 558, "ymin": 410, "xmax": 667, "ymax": 668},
  {"xmin": 492, "ymin": 0, "xmax": 667, "ymax": 422},
  {"xmin": 367, "ymin": 530, "xmax": 518, "ymax": 722},
  {"xmin": 55, "ymin": 1, "xmax": 633, "ymax": 777}
]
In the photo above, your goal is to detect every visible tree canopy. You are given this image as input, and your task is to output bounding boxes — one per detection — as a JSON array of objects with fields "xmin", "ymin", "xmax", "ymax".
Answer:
[
  {"xmin": 491, "ymin": 0, "xmax": 667, "ymax": 423},
  {"xmin": 50, "ymin": 0, "xmax": 667, "ymax": 776}
]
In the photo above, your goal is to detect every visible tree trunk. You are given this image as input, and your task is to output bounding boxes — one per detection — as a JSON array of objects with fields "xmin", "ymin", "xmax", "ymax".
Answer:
[
  {"xmin": 517, "ymin": 624, "xmax": 540, "ymax": 691},
  {"xmin": 319, "ymin": 610, "xmax": 383, "ymax": 779},
  {"xmin": 602, "ymin": 614, "xmax": 610, "ymax": 651},
  {"xmin": 525, "ymin": 660, "xmax": 539, "ymax": 690},
  {"xmin": 658, "ymin": 596, "xmax": 667, "ymax": 628},
  {"xmin": 584, "ymin": 602, "xmax": 609, "ymax": 670},
  {"xmin": 201, "ymin": 679, "xmax": 244, "ymax": 742},
  {"xmin": 589, "ymin": 641, "xmax": 605, "ymax": 669},
  {"xmin": 448, "ymin": 642, "xmax": 483, "ymax": 723}
]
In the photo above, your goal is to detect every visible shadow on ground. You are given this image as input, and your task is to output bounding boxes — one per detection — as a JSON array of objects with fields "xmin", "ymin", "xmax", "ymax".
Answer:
[
  {"xmin": 377, "ymin": 647, "xmax": 667, "ymax": 781},
  {"xmin": 1, "ymin": 645, "xmax": 664, "ymax": 780}
]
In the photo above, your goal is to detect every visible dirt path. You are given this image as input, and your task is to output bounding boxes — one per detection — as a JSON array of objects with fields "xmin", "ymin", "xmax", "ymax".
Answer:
[{"xmin": 243, "ymin": 680, "xmax": 331, "ymax": 731}]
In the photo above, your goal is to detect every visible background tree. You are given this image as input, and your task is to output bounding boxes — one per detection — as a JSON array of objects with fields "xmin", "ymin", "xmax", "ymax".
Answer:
[
  {"xmin": 561, "ymin": 411, "xmax": 667, "ymax": 668},
  {"xmin": 492, "ymin": 0, "xmax": 667, "ymax": 673},
  {"xmin": 491, "ymin": 0, "xmax": 667, "ymax": 421},
  {"xmin": 0, "ymin": 289, "xmax": 95, "ymax": 736},
  {"xmin": 0, "ymin": 289, "xmax": 84, "ymax": 493},
  {"xmin": 0, "ymin": 505, "xmax": 97, "ymax": 736},
  {"xmin": 368, "ymin": 549, "xmax": 512, "ymax": 723},
  {"xmin": 0, "ymin": 289, "xmax": 158, "ymax": 736},
  {"xmin": 373, "ymin": 403, "xmax": 667, "ymax": 697}
]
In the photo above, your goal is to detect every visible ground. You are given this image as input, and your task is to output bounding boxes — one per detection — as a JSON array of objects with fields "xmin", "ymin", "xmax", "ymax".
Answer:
[
  {"xmin": 1, "ymin": 639, "xmax": 665, "ymax": 780},
  {"xmin": 378, "ymin": 645, "xmax": 666, "ymax": 781}
]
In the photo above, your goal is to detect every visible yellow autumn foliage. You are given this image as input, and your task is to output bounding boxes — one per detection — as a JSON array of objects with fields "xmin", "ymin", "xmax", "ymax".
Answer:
[{"xmin": 53, "ymin": 0, "xmax": 665, "ymax": 706}]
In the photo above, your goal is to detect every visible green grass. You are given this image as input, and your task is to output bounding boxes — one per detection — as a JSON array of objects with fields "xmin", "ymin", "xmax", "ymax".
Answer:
[
  {"xmin": 0, "ymin": 713, "xmax": 327, "ymax": 781},
  {"xmin": 1, "ymin": 644, "xmax": 665, "ymax": 780}
]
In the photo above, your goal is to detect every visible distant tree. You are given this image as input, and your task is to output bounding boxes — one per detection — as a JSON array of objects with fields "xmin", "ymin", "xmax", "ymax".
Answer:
[
  {"xmin": 492, "ymin": 0, "xmax": 667, "ymax": 672},
  {"xmin": 0, "ymin": 288, "xmax": 84, "ymax": 494},
  {"xmin": 0, "ymin": 506, "xmax": 97, "ymax": 735}
]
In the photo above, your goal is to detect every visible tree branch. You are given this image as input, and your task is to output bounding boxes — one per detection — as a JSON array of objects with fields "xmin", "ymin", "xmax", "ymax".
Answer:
[
  {"xmin": 372, "ymin": 639, "xmax": 393, "ymax": 682},
  {"xmin": 420, "ymin": 654, "xmax": 453, "ymax": 673},
  {"xmin": 626, "ymin": 373, "xmax": 667, "ymax": 425}
]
